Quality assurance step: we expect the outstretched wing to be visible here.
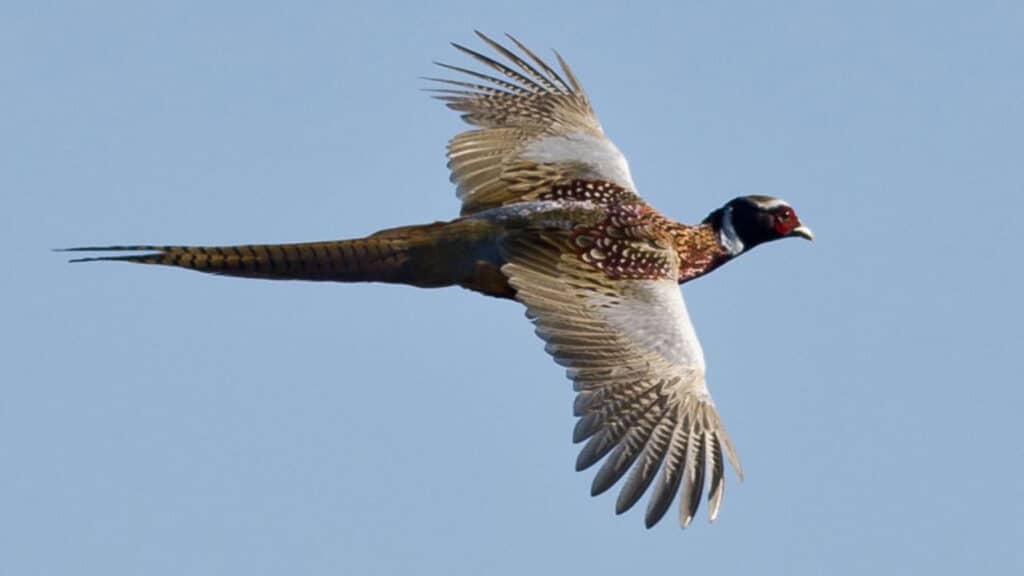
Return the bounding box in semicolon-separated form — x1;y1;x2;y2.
428;32;637;215
501;233;742;528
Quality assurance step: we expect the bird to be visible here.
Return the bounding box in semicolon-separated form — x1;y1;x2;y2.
65;32;813;529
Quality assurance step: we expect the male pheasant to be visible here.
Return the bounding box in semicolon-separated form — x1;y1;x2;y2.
67;33;813;529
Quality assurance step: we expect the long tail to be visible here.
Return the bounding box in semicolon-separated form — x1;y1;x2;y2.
62;219;508;293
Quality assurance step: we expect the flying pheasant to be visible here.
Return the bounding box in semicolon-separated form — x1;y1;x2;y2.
67;33;813;529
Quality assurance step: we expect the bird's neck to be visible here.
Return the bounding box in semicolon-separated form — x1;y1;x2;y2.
670;218;738;284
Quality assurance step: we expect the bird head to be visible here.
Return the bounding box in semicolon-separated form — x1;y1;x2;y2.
705;195;814;255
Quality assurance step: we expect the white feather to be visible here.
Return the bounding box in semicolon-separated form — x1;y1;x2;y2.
719;206;745;256
520;130;637;191
592;280;707;382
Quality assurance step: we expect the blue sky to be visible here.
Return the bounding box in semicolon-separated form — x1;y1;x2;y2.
3;1;1022;574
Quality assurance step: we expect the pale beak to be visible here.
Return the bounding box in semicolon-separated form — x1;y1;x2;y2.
790;225;815;241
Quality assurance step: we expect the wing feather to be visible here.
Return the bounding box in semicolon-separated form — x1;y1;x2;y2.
574;382;663;463
707;432;727;522
504;34;573;92
680;427;707;528
616;414;676;515
473;32;559;92
450;40;547;92
431;33;636;214
501;233;741;528
590;399;674;497
645;414;691;528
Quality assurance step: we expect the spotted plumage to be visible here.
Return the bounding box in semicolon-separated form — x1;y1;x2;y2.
540;179;640;205
66;33;814;530
669;224;732;283
571;203;675;280
538;180;729;283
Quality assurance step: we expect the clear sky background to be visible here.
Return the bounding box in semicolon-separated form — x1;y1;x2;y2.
3;1;1022;574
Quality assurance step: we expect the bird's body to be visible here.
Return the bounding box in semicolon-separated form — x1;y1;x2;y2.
67;33;813;529
67;188;731;296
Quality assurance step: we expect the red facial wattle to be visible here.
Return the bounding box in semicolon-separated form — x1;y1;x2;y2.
774;208;799;235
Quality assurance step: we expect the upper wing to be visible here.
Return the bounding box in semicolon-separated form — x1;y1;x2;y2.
428;32;637;215
501;233;742;528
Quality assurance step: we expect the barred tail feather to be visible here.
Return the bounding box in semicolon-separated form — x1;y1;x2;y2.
61;239;413;283
63;219;513;297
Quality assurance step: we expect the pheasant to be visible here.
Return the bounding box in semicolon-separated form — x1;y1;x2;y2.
66;33;813;529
